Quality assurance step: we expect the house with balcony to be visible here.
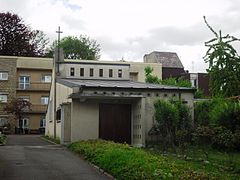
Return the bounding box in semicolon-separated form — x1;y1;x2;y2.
0;56;52;134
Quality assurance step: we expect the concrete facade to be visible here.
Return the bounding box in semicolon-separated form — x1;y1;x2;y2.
45;59;194;146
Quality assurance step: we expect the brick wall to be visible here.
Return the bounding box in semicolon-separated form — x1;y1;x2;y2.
0;57;17;131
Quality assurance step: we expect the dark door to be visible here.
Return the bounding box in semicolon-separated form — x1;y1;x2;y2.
99;104;131;144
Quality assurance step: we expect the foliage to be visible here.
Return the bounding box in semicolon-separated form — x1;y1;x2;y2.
144;66;191;87
4;98;31;130
47;35;101;60
0;134;6;145
162;77;192;88
203;16;240;97
0;12;49;57
68;140;220;179
144;66;160;84
194;89;205;99
209;100;240;132
42;135;60;144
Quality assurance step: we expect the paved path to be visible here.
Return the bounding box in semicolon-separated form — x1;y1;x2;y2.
0;135;111;180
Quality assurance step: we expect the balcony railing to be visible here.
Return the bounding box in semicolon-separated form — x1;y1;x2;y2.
17;82;51;91
31;104;47;113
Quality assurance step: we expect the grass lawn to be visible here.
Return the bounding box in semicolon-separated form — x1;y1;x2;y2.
41;135;60;144
68;140;240;179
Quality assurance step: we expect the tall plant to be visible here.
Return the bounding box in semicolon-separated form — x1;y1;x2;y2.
203;16;240;97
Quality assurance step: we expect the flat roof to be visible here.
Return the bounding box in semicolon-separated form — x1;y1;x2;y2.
57;78;195;91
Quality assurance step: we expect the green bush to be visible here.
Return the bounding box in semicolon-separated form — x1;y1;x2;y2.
0;134;7;145
68;140;214;179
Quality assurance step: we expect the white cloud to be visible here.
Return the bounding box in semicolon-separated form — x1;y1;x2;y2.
1;0;240;72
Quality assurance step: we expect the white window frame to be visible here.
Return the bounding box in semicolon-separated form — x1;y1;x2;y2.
0;94;7;103
41;75;52;83
0;72;8;80
0;117;7;126
19;75;30;89
19;118;29;129
41;96;49;105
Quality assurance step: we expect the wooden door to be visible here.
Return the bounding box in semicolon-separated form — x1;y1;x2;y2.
99;104;131;144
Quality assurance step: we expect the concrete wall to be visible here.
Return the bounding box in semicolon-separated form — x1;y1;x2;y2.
71;99;99;142
60;62;130;80
16;56;53;70
129;62;162;82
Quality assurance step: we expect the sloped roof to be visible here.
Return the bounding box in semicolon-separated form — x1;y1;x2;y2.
144;51;184;68
57;78;193;91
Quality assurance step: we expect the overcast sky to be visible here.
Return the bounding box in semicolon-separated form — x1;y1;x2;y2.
1;0;240;72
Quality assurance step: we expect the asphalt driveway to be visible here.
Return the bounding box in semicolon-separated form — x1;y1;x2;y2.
0;135;111;180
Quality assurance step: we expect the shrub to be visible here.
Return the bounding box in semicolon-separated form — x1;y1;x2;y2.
194;100;213;126
0;134;7;145
154;100;179;150
68;140;213;179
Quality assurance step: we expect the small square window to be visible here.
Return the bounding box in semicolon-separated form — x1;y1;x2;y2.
99;69;103;77
90;68;94;77
118;69;122;78
0;72;8;80
70;68;75;76
0;117;7;126
0;94;7;103
42;75;52;82
80;68;84;77
18;96;30;101
109;69;113;77
41;96;49;105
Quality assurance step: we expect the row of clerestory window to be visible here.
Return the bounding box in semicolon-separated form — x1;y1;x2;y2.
70;68;122;78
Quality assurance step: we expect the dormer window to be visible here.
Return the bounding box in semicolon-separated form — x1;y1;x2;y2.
70;68;75;76
80;68;84;77
118;69;122;78
99;69;103;77
90;68;94;77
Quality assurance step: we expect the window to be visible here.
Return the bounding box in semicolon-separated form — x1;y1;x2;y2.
42;75;52;83
19;75;30;89
40;117;46;128
70;67;75;76
90;68;94;77
80;68;84;77
0;72;8;80
0;94;7;103
109;69;113;77
0;117;7;126
41;96;49;105
118;69;122;78
56;109;61;120
99;69;103;77
19;118;29;129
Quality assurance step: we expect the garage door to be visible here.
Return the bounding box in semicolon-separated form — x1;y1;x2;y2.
99;104;131;144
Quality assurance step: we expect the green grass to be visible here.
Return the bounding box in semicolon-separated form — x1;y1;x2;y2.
68;140;240;179
42;135;60;144
0;134;7;145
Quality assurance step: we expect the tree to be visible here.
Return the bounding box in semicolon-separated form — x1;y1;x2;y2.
47;35;101;60
203;16;240;97
0;12;49;57
144;66;191;87
4;98;31;134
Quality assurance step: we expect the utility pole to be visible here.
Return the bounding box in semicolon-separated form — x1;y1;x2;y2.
54;26;63;139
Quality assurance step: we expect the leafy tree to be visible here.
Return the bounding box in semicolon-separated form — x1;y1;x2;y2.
144;66;160;84
0;12;49;57
144;66;191;87
47;35;101;60
203;16;240;97
4;98;31;133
